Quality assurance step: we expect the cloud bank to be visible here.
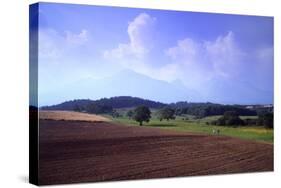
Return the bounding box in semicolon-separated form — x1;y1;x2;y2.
102;13;273;104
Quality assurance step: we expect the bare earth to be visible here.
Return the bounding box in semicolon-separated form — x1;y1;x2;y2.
39;110;111;122
39;119;273;185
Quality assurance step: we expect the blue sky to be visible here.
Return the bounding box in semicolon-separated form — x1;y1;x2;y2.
36;2;273;106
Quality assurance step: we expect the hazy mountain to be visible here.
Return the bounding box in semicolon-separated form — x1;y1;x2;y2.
39;69;200;106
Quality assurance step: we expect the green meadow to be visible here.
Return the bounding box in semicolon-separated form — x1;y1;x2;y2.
108;112;273;143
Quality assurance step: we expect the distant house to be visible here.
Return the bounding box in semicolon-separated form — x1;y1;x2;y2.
246;106;254;109
263;104;273;108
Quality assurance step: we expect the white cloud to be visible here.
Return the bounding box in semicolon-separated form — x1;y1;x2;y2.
204;31;245;77
39;29;62;59
103;16;244;88
165;38;201;64
104;13;156;59
252;46;273;91
65;29;89;45
164;32;273;103
39;29;89;59
256;46;273;62
165;31;244;79
103;19;271;100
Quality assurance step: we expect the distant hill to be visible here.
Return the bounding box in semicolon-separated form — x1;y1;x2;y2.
41;96;271;117
41;96;167;112
95;96;166;109
41;99;94;111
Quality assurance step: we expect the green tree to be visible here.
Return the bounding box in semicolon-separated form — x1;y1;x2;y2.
133;106;151;126
158;107;175;121
111;110;121;118
258;112;273;128
73;104;81;112
126;110;134;119
216;111;244;126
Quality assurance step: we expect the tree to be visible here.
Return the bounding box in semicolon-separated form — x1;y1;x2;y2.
257;112;273;128
158;107;175;121
216;111;244;126
133;106;151;126
86;104;113;114
111;110;121;118
73;104;82;112
126;110;134;119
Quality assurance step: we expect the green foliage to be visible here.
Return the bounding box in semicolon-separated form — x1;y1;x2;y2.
133;106;151;126
86;104;113;114
213;111;244;126
243;118;258;126
173;103;257;118
73;104;83;112
257;112;273;128
111;110;121;118
157;107;176;121
41;96;166;112
126;110;134;119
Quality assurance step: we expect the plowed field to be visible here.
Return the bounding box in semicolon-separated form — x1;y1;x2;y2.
39;120;273;185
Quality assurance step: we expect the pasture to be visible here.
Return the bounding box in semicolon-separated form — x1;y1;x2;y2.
110;112;273;143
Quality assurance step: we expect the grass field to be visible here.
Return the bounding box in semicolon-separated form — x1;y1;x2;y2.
109;115;273;143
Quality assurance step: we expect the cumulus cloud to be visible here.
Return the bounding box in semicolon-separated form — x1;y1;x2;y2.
103;16;272;103
256;46;273;62
65;29;89;45
104;13;156;59
39;28;89;59
165;32;273;103
166;38;202;63
39;29;62;59
204;31;245;77
103;17;244;87
164;31;245;82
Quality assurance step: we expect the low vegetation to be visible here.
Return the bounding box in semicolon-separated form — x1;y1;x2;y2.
109;105;273;143
156;107;176;121
210;111;245;126
40;96;273;143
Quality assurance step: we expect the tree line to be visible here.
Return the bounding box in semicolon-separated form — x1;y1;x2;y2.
209;110;273;128
174;104;257;118
127;106;273;128
41;96;273;128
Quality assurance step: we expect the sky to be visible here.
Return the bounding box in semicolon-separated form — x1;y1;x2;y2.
35;2;274;106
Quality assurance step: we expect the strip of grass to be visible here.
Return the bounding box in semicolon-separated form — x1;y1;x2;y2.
110;116;273;143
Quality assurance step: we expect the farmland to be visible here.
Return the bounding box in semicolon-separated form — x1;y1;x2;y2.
39;118;273;185
38;110;273;185
39;110;111;122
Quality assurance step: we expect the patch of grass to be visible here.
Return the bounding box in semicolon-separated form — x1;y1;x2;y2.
109;116;273;143
240;116;258;120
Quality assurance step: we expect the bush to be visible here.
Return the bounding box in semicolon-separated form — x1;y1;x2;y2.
258;113;273;128
244;118;258;126
157;107;175;121
215;111;244;126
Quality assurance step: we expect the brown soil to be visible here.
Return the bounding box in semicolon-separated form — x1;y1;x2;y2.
39;120;273;185
39;110;111;122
